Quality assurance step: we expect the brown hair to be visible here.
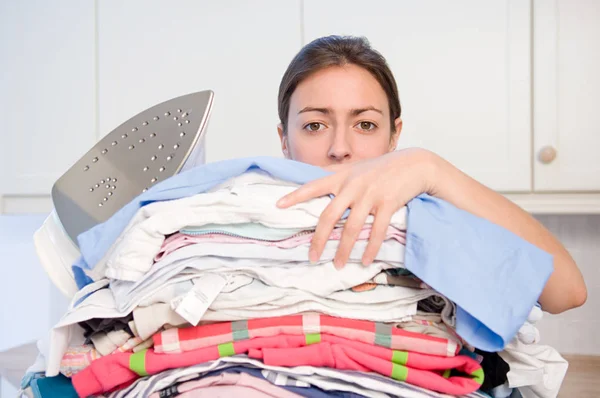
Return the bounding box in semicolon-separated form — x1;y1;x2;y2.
278;35;401;135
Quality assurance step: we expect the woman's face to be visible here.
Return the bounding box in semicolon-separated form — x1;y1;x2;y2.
278;64;402;167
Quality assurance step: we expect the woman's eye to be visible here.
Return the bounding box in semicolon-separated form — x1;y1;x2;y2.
304;122;325;132
357;121;376;131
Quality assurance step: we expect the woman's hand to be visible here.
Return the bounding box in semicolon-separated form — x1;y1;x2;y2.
277;148;438;268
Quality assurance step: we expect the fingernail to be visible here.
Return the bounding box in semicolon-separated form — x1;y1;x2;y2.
334;259;343;269
276;198;287;207
362;256;372;266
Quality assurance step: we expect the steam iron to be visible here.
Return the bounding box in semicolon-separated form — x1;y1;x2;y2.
34;90;214;297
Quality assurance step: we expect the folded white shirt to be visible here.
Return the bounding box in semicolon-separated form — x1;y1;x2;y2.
110;238;405;311
113;259;398;309
101;172;406;282
200;278;434;322
498;338;568;398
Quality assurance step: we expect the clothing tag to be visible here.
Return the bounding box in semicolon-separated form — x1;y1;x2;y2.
159;385;179;398
173;273;228;326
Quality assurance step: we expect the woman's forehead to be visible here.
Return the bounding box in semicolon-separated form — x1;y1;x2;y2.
289;65;389;115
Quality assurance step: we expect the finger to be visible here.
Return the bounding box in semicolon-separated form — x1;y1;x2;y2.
277;175;337;208
309;195;352;263
333;202;372;269
362;206;396;266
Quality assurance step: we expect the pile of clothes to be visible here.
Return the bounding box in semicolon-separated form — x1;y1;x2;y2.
21;157;569;398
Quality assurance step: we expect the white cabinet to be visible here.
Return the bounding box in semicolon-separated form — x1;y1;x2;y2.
533;0;600;191
1;1;599;213
303;0;533;192
97;0;302;164
0;1;96;195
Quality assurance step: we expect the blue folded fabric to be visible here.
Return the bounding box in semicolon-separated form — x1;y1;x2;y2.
404;194;552;351
20;371;45;390
30;374;77;398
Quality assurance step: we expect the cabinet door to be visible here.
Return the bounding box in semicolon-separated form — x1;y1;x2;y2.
97;0;302;163
533;0;600;191
0;1;96;195
303;0;532;192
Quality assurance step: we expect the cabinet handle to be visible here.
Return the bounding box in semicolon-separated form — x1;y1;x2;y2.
538;146;557;164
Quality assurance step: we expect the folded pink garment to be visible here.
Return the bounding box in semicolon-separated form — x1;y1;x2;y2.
177;385;277;398
248;336;483;395
60;336;153;378
72;333;482;397
155;225;406;261
148;371;300;398
154;313;458;357
59;345;100;377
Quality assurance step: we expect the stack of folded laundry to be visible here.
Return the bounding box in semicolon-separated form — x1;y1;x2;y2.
20;157;569;398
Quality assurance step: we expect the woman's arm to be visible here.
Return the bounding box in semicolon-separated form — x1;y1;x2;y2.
426;150;587;314
278;148;587;314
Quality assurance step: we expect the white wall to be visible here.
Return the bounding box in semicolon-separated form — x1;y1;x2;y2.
535;215;600;355
0;0;302;213
0;215;70;397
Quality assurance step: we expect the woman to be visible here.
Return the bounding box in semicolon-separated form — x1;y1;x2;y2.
275;35;586;314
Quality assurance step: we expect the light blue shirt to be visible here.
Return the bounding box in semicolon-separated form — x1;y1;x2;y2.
404;194;552;351
72;156;552;352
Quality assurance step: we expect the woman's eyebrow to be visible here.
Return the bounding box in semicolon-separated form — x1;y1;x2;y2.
297;106;383;115
350;106;383;116
298;106;331;115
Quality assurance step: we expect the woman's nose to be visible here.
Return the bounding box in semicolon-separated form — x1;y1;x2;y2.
327;129;352;162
